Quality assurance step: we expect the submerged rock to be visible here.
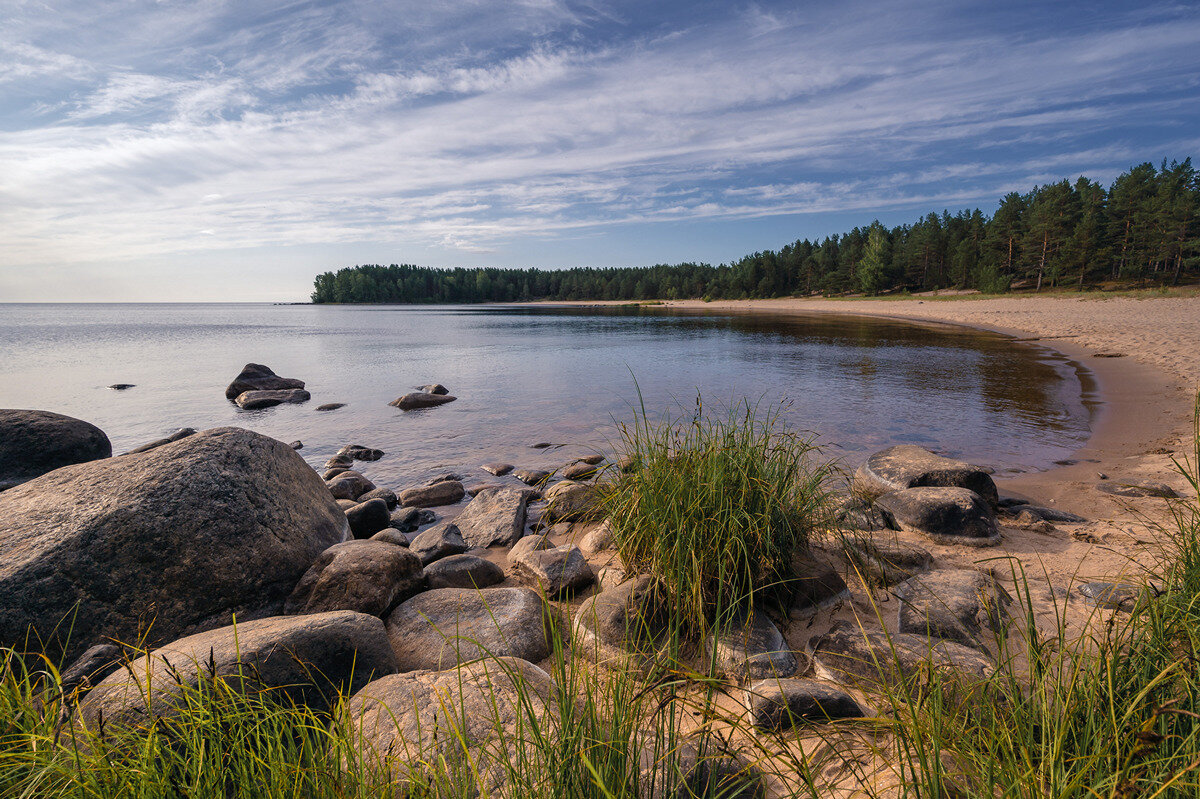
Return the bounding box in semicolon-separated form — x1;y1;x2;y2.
0;427;348;664
224;363;305;400
234;388;311;409
0;409;112;491
855;445;998;506
875;487;1000;546
316;402;346;412
389;392;456;410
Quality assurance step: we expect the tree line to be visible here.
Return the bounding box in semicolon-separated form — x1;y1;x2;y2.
311;159;1199;303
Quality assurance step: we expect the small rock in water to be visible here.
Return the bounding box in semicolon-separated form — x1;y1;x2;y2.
339;444;384;462
481;462;514;476
512;468;551;486
416;383;450;395
423;554;505;590
389;392;456;410
234;388;311;409
744;679;864;729
125;427;196;455
399;481;465;508
290;441;304;450
529;442;552;449
467;483;500;497
316;403;346;412
108;383;135;390
1079;580;1145;609
576;454;606;465
562;461;600;480
427;472;465;485
224;363;305;400
325;454;354;469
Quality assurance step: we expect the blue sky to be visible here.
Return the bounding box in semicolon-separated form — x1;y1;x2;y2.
2;0;1198;301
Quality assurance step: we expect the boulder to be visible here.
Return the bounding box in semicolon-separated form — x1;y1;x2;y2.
481;462;514;476
0;427;348;664
399;480;465;508
543;479;603;523
1097;480;1179;499
410;523;469;565
855;445;998;506
844;535;934;586
579;519;617;554
808;621;993;692
285;540;423;616
389;506;435;533
416;383;450;395
59;643;125;698
349;657;556;797
315;402;345;411
454;486;534;548
508;533;552;562
512;467;551;486
562;461;600;480
125;427;195;455
512;544;594;598
77;611;396;730
0;409;112;491
573;577;667;669
384;588;551;671
345;498;392;539
328;470;376;501
224;363;306;399
709;611;796;682
234;388;311;409
369;528;409;547
358;487;398;509
389;392;456;410
895;569;1011;647
338;444;384;462
787;555;850;620
744;679;865;729
875;487;1000;546
424;554;505;590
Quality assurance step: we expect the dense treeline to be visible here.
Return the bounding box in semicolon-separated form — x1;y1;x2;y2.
312;159;1200;303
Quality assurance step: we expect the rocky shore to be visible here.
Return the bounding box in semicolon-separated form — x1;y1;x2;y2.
1;328;1194;795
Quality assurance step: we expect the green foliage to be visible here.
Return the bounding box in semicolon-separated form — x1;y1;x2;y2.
601;397;836;638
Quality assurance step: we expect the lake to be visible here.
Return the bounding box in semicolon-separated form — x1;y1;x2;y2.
0;303;1093;488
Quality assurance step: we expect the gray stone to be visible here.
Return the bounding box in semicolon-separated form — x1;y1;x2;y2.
837;496;890;532
875;487;1000;546
562;461;600;480
233;388;311;409
0;427;348;664
224;363;305;400
108;383;135;390
416;383;450;395
427;472;465;485
1079;580;1145;609
323;466;350;481
389;392;456;410
390;506;436;533
512;544;594;598
454;486;534;548
481;462;514;476
855;445;998;506
467;482;501;497
290;440;303;450
1019;505;1087;523
285;540;423;616
338;444;384;462
59;643;125;698
530;442;552;449
358;487;398;509
808;621;993;691
369;528;409;547
512;467;551;485
543;479;603;523
410;523;469;565
315;402;345;412
844;535;934;585
709;611;796;682
509;533;552;562
384;587;551;671
424;554;505;590
328;470;376;501
895;569;1011;647
576;454;606;466
399;480;465;508
349;657;556;797
1097;480;1179;499
345;498;393;539
788;555;850;619
77;611;396;730
325;454;354;469
744;679;864;729
573;576;667;669
0;409;112;491
579;519;617;554
125;427;195;455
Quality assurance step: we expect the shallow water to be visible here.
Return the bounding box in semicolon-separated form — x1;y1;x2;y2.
0;303;1092;488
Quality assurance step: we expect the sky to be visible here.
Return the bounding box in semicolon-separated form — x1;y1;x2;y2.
2;0;1199;301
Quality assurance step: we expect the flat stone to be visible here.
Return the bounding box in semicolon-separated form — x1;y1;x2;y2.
1097;480;1179;499
285;540;423;616
315;402;346;411
424;554;505;590
1079;580;1145;609
562;461;600;480
481;462;514;476
454;486;534;548
844;535;933;585
744;679;865;729
855;445;998;506
385;587;551;671
0;409;111;490
709;611;796;682
234;388;311;409
345;498;392;538
328;470;376;501
125;427;195;455
875;487;1000;546
512;467;551;485
895;569;1011;647
511;544;594;598
409;523;469;565
399;480;465;508
224;363;305;400
389;392;456;410
808;621;993;691
338;444;384;462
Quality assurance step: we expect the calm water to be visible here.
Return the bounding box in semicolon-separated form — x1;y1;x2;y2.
0;303;1093;488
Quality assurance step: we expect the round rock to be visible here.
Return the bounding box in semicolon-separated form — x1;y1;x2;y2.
874;487;1000;546
285;540;424;616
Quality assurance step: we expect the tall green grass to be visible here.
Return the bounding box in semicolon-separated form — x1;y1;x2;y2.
601;396;837;637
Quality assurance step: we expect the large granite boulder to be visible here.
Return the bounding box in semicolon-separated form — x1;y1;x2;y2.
285;540;424;617
0;427;348;664
454;486;534;548
0;409;112;491
875;487;1000;546
224;363;305;400
77;611;396;730
385;587;551;671
855;445;998;506
349;658;557;796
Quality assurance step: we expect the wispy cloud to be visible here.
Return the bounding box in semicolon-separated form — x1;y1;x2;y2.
1;0;1198;300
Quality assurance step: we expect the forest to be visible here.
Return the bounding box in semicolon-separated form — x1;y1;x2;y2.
311;159;1199;303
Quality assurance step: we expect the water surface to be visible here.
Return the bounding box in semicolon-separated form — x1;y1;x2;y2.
0;303;1092;487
